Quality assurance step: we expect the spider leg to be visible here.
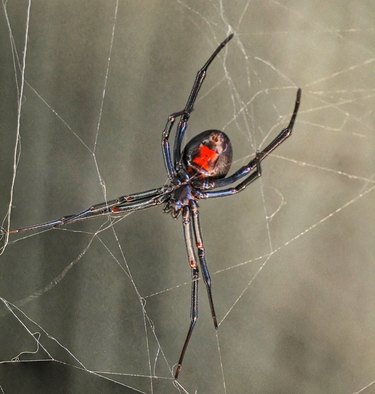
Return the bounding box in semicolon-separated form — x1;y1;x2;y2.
184;33;234;115
5;187;166;235
88;187;165;213
111;190;169;213
174;34;233;167
195;161;262;199
190;200;217;328
162;110;185;181
175;206;199;379
207;88;301;191
161;34;234;181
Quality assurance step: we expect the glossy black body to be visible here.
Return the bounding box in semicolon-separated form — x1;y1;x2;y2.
183;129;232;179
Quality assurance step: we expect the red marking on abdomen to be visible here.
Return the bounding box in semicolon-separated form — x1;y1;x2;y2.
192;145;218;171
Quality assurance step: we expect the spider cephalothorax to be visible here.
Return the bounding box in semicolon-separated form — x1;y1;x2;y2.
2;33;301;379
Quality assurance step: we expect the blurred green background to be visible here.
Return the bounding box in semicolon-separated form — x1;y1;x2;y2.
1;1;374;393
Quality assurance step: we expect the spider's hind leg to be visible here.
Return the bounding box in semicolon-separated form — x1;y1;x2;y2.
234;151;262;193
161;34;234;183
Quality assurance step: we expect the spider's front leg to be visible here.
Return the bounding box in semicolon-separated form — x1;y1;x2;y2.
190;201;217;328
175;201;219;379
175;206;200;379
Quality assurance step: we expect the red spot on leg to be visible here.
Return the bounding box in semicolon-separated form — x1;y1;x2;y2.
189;259;197;268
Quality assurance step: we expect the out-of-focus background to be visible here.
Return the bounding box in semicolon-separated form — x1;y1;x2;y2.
1;1;374;393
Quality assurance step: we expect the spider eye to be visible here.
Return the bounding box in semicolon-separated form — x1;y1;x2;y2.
183;130;233;179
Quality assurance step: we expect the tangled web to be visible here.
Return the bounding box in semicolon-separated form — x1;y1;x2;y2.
1;1;374;393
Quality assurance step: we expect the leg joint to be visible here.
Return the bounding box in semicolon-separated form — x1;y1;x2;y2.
190;315;198;326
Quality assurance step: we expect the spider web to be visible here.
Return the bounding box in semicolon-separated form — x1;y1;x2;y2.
1;1;375;393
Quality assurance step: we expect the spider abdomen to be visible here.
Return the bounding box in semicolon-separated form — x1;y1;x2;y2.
182;130;232;179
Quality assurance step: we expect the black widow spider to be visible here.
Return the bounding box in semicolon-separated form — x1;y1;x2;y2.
1;33;301;379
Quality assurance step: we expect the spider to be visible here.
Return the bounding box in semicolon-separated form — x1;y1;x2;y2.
1;33;301;379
